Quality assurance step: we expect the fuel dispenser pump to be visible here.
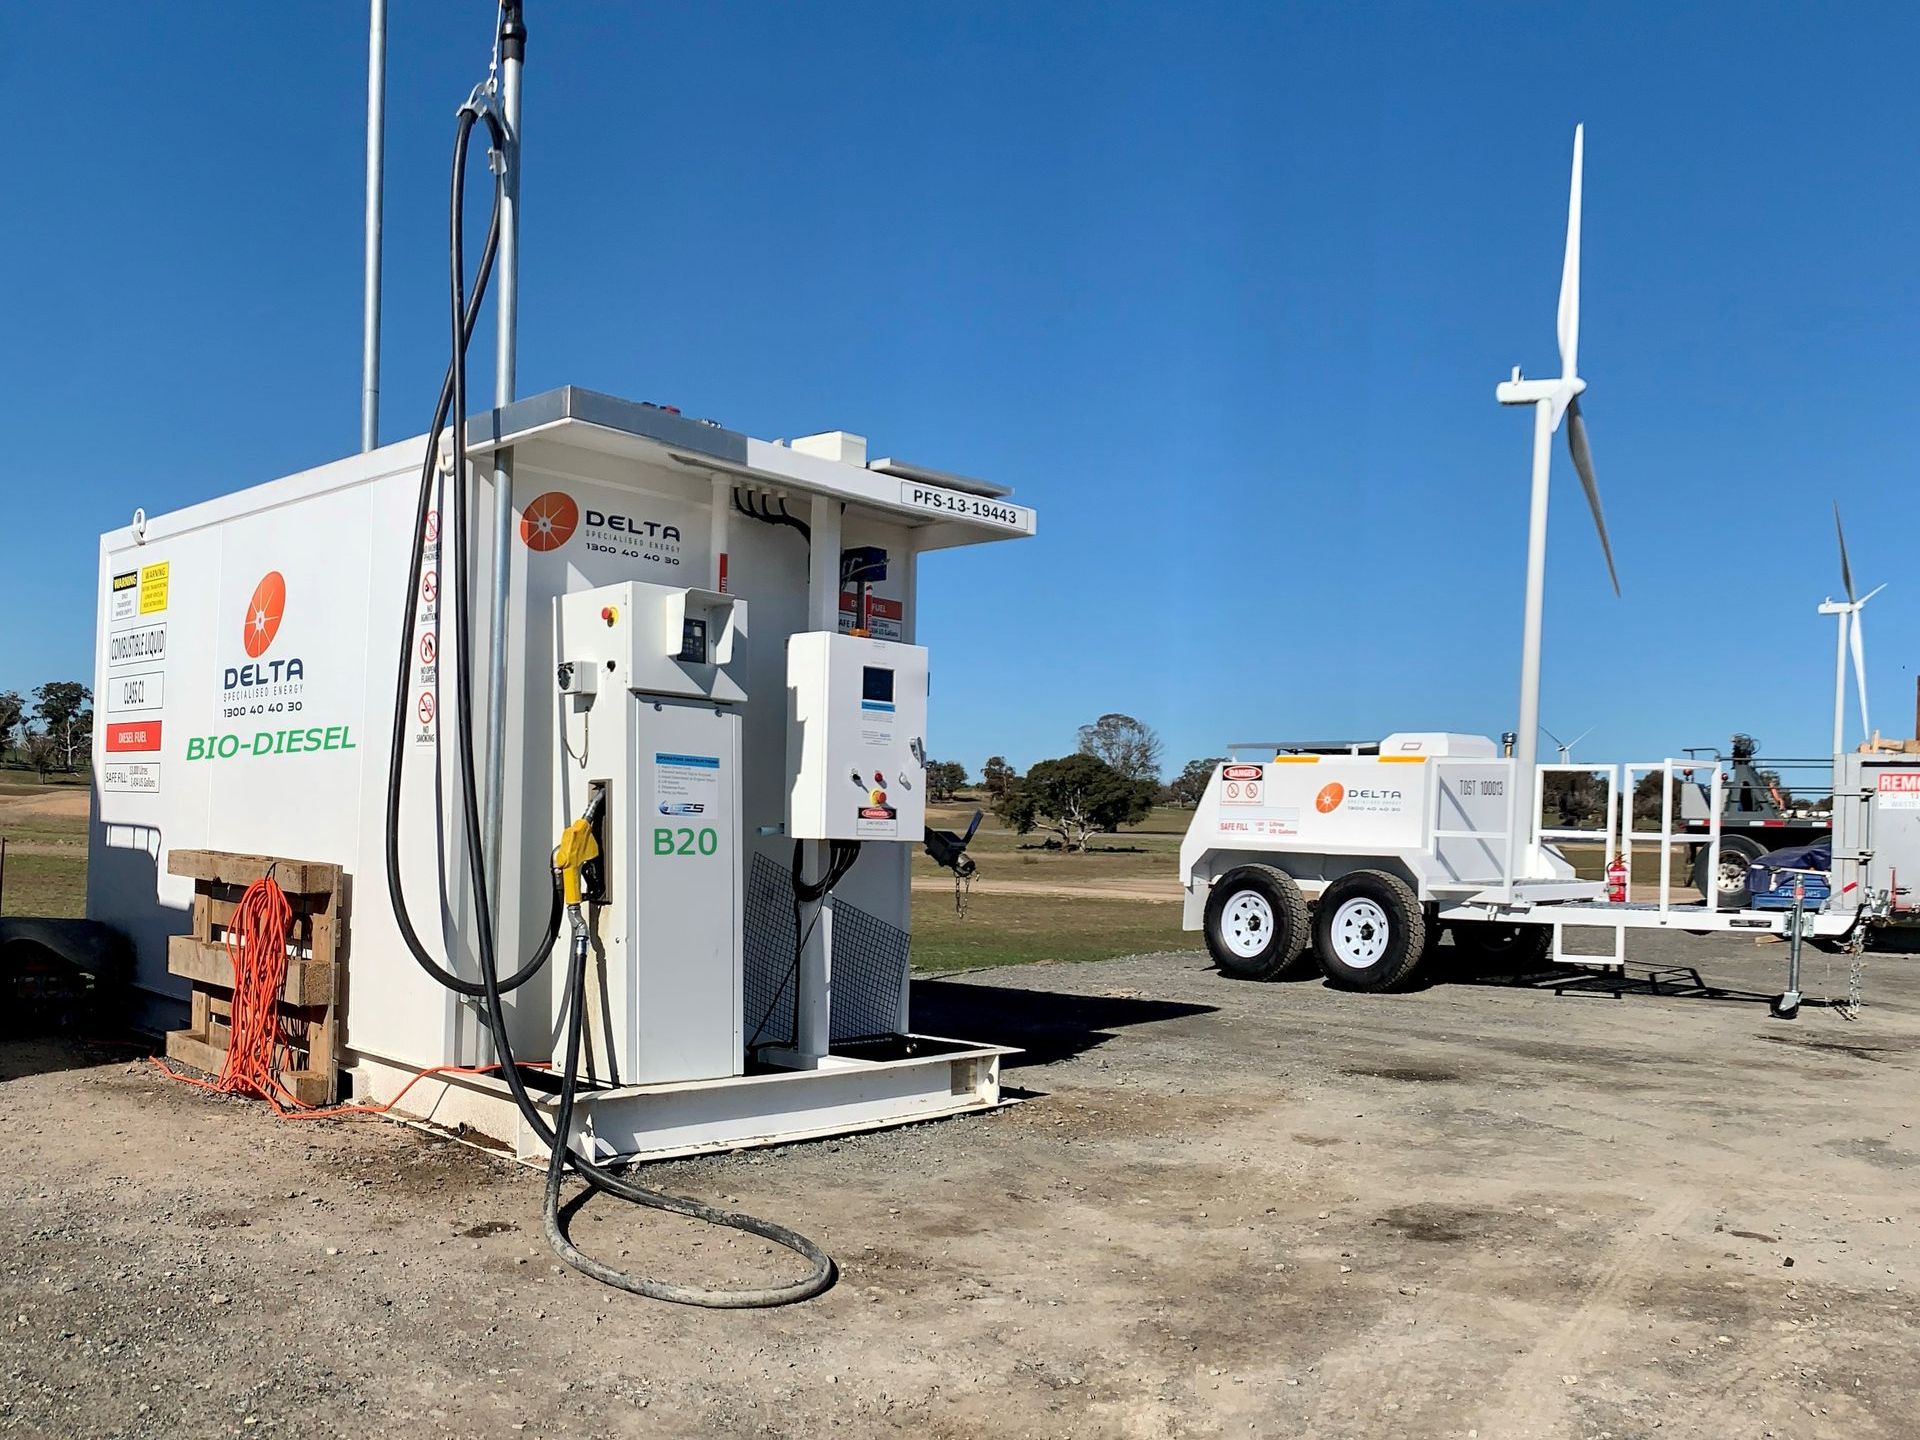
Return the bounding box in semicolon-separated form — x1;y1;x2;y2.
555;581;747;1087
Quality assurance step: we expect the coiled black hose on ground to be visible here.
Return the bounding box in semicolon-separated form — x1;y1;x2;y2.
381;80;833;1308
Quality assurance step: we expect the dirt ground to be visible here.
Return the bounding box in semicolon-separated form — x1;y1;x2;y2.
0;789;89;824
2;933;1916;1440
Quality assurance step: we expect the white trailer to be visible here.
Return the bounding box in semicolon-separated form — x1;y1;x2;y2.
1179;734;1877;992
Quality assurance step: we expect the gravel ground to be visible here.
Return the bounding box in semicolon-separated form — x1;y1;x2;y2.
1;932;1916;1439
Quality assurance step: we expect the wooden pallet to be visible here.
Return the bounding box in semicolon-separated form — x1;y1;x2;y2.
163;850;346;1106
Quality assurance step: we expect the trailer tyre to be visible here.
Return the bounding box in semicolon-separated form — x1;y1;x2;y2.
1204;866;1312;980
1313;870;1427;992
1693;834;1765;905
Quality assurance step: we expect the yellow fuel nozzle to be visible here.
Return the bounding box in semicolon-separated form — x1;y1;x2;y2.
554;816;601;906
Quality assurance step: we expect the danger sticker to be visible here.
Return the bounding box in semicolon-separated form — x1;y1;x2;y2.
1221;777;1263;806
1222;764;1262;782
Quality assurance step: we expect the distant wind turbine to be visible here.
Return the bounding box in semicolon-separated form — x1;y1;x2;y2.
1541;724;1594;764
1816;503;1883;753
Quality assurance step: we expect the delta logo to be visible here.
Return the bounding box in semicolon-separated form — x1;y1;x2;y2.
520;491;579;552
223;569;304;695
242;570;285;657
518;490;684;564
1315;782;1344;814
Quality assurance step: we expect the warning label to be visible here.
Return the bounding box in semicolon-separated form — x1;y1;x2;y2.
107;672;163;713
139;562;170;615
104;720;164;754
412;505;440;747
838;592;904;642
110;562;171;625
1876;772;1920;810
110;571;138;625
1221;765;1265;806
107;624;166;668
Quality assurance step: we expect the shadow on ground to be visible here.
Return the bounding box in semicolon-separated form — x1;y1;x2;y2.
0;1036;147;1085
910;978;1216;1070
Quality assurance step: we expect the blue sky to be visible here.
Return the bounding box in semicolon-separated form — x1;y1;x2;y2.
5;2;1916;776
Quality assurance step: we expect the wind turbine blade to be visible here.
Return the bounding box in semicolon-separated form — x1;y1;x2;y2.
1860;582;1887;605
1557;124;1583;380
1834;501;1856;603
1850;608;1870;740
1564;394;1620;595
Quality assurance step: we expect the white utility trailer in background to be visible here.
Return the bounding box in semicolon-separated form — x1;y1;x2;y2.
1178;735;1879;993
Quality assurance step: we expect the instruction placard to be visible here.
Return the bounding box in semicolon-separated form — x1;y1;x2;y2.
101;760;162;795
655;752;720;817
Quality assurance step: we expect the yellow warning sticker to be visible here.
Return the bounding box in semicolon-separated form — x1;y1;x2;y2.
139;562;170;615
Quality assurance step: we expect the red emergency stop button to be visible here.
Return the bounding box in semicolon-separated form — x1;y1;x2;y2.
601;606;617;625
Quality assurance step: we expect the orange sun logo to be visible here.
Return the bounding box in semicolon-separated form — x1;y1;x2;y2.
519;491;579;552
242;571;286;658
1315;782;1345;814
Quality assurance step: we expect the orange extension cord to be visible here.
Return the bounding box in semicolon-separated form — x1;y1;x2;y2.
153;873;543;1120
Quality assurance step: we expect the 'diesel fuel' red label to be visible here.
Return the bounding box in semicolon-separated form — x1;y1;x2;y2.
104;721;163;753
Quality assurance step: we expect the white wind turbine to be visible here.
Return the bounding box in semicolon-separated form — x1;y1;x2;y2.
1541;724;1594;764
1817;503;1883;754
1496;124;1620;885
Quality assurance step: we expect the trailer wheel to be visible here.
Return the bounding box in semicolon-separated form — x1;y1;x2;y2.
1448;921;1552;969
1313;870;1427;992
1693;834;1765;905
1203;866;1312;980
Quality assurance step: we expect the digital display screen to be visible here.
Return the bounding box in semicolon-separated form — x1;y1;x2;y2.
862;666;894;704
678;618;708;664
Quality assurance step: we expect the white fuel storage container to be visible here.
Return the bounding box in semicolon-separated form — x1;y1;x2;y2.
89;387;1036;1154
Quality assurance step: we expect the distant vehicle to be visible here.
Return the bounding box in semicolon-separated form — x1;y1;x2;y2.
1676;734;1830;905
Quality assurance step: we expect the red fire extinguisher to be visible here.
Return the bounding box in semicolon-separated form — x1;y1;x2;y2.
1606;854;1627;904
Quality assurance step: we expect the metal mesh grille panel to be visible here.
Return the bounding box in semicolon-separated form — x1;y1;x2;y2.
742;852;909;1050
744;853;800;1050
826;901;911;1044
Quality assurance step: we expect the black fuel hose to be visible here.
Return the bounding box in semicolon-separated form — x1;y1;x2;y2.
383;84;832;1308
382;103;556;1000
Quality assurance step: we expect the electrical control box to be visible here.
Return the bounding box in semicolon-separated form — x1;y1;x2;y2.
556;580;747;705
786;632;928;842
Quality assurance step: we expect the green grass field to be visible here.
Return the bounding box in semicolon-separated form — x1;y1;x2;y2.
921;798;1185;883
910;888;1184;972
909;795;1191;969
0;852;87;918
0;778;90;918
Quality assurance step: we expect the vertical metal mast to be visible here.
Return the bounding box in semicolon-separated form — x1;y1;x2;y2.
359;0;388;452
484;2;526;921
